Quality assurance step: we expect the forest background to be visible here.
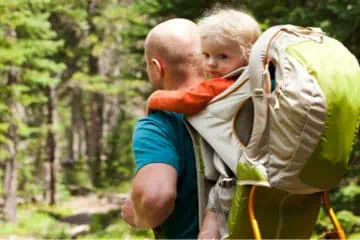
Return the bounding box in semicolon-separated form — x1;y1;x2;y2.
0;0;359;239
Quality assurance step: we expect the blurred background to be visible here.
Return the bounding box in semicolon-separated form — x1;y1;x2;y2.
0;0;359;239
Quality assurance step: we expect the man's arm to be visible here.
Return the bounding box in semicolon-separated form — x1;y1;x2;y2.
147;78;235;115
130;163;177;229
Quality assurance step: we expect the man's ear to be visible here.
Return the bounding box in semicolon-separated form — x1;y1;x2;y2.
151;58;163;78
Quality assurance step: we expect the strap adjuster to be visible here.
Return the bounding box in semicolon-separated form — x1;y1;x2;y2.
219;178;236;188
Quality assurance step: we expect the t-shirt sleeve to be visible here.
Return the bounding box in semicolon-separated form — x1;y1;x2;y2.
132;117;180;173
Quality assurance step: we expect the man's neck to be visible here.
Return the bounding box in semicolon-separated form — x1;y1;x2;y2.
178;78;203;90
164;74;203;91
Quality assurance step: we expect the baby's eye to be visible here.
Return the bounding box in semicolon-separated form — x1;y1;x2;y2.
202;53;210;58
218;54;228;60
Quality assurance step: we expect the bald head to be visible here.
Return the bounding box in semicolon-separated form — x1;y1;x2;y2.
144;19;203;87
145;19;201;63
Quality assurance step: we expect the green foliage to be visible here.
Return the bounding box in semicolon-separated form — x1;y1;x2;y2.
0;0;64;165
80;219;152;240
337;211;360;234
36;204;73;219
331;182;360;214
0;208;70;239
350;232;360;239
62;160;92;187
96;181;132;195
0;203;151;239
133;0;218;21
104;111;136;186
80;209;152;240
18;163;42;199
56;182;72;202
89;209;121;231
234;0;360;60
315;209;360;235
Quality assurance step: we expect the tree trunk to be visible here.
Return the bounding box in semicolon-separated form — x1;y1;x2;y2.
3;143;17;223
44;85;57;205
89;93;104;187
69;87;85;163
82;97;92;167
3;67;19;222
34;139;45;200
87;0;104;187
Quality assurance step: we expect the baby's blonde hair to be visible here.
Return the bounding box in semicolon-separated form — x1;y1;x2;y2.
198;8;261;62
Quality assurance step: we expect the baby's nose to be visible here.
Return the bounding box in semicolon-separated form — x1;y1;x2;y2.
207;58;217;68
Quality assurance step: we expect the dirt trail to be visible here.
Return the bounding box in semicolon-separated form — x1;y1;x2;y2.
60;193;128;225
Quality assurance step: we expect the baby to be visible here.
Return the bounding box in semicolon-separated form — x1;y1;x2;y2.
147;8;261;239
147;8;261;116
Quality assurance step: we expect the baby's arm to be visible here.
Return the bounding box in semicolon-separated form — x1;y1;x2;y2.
148;78;234;115
198;208;220;240
198;186;221;239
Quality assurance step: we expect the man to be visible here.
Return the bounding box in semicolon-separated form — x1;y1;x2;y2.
121;18;204;238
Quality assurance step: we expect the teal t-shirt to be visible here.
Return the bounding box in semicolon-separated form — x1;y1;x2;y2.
132;111;199;239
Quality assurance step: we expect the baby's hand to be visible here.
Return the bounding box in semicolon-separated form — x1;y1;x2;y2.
146;90;163;115
145;95;154;116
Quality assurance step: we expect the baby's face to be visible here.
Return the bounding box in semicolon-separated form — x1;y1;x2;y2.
201;36;246;78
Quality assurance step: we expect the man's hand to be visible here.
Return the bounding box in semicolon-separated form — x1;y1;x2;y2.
121;198;136;227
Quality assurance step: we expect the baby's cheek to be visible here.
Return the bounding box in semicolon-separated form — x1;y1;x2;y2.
218;69;229;76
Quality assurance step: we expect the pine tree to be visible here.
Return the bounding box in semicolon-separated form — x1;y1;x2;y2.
0;0;64;217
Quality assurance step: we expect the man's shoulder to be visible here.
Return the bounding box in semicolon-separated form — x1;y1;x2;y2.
136;111;183;129
132;111;185;173
147;110;183;121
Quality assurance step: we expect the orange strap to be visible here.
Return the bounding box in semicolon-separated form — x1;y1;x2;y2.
249;186;262;240
322;191;346;239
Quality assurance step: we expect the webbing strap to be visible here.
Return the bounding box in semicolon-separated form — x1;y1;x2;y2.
322;192;346;239
249;186;262;240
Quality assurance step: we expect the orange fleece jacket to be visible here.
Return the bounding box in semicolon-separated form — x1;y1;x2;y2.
148;77;235;116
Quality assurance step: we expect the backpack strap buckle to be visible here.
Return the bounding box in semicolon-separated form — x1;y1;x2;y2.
254;88;264;97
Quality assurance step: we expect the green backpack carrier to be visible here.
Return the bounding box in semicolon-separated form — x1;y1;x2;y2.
246;25;360;193
186;25;360;239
